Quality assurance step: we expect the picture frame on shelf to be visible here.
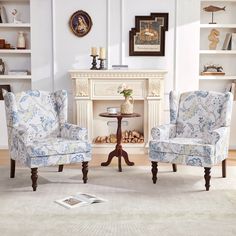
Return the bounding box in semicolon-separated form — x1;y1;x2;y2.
69;10;92;37
0;6;8;23
129;13;168;56
0;84;11;100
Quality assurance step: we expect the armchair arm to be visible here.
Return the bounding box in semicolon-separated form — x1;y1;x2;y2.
12;125;31;144
204;127;230;160
60;123;88;141
204;127;229;145
151;124;176;140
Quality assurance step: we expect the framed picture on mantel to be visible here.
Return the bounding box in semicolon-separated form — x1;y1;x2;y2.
129;13;168;56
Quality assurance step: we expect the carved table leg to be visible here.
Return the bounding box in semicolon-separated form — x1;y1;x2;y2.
101;150;116;166
10;159;15;178
101;116;135;171
58;165;64;172
118;156;122;172
82;162;88;184
151;161;158;184
204;167;211;191
122;150;135;166
31;168;38;191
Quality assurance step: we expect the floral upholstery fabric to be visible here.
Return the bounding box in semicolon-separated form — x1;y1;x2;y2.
169;91;179;124
176;91;232;138
150;138;214;158
149;91;233;167
4;90;92;168
61;123;88;142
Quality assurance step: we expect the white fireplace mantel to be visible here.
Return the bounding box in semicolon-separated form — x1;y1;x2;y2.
69;69;167;154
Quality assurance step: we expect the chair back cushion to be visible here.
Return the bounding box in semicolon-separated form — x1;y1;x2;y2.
175;91;233;138
4;90;67;140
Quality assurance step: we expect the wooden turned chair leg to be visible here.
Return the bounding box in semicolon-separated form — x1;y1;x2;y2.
151;161;158;184
204;167;211;191
10;159;15;178
58;165;64;172
222;159;226;178
82;162;88;184
172;164;177;172
31;168;38;191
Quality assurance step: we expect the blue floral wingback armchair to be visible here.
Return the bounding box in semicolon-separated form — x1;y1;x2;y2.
149;91;233;191
3;90;92;191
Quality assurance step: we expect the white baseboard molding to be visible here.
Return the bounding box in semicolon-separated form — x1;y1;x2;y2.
0;145;8;150
229;145;236;150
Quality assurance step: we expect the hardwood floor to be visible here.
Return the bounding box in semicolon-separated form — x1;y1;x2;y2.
0;150;236;167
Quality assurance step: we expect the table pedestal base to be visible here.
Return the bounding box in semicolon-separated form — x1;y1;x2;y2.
101;145;134;172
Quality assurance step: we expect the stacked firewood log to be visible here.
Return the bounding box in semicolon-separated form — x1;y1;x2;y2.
94;130;144;144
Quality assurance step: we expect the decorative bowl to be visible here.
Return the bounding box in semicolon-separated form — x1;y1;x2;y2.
107;107;120;114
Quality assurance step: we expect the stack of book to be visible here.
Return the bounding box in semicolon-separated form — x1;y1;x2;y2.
225;82;236;100
8;70;29;75
222;33;236;50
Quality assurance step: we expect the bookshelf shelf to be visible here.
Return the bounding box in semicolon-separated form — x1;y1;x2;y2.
200;50;236;54
200;24;236;28
199;75;236;80
0;23;31;28
0;75;31;80
0;49;31;54
201;0;236;2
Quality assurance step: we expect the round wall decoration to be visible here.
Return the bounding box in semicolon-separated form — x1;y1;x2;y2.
69;10;92;37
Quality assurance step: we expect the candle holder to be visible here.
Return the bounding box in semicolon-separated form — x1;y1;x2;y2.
90;55;98;70
98;58;106;70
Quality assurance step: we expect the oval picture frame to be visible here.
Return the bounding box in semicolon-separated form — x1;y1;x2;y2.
69;10;92;37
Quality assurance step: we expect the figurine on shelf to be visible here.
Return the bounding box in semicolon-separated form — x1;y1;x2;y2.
0;58;5;75
201;64;225;76
17;31;26;49
203;5;226;24
11;9;22;24
208;29;220;50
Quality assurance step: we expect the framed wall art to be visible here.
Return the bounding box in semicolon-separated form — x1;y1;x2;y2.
129;13;169;56
69;10;92;37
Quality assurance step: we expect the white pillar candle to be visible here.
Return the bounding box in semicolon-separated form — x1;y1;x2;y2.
91;47;97;56
99;47;106;59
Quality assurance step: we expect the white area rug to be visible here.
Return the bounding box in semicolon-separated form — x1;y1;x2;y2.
0;164;236;236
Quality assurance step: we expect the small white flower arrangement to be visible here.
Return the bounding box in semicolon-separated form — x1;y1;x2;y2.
117;83;133;97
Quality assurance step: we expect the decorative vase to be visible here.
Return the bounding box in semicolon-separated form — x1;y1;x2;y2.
120;96;134;114
17;31;26;49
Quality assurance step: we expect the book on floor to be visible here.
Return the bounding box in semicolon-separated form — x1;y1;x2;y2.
55;193;106;209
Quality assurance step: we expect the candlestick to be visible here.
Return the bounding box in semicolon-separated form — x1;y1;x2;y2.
91;47;97;56
90;55;98;70
99;47;106;60
98;58;106;70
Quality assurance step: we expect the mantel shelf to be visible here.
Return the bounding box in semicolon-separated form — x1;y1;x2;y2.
0;23;31;28
0;49;31;54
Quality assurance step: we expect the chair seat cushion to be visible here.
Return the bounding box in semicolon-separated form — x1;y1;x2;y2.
26;137;91;158
149;138;214;158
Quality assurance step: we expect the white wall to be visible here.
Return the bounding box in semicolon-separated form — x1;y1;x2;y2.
53;0;176;121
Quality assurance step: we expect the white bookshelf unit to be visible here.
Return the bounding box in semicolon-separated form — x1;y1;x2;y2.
0;0;31;93
200;0;236;149
200;0;236;86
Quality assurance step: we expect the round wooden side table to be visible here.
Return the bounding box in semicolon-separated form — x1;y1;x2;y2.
99;112;141;172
